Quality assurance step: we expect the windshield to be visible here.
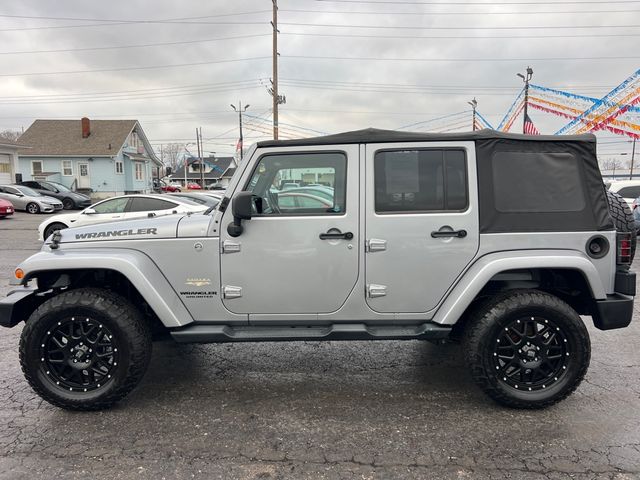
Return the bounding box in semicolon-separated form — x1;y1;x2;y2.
47;181;72;192
15;186;41;196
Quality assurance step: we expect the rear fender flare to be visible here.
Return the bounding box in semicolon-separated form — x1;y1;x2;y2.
433;250;607;325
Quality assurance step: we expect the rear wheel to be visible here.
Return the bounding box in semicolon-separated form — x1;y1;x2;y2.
62;197;75;210
463;290;590;409
26;202;40;214
43;222;67;240
19;288;152;410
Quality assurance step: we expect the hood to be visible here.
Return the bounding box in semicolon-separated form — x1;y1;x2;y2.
47;214;184;245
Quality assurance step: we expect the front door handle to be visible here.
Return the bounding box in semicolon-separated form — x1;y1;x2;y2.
431;229;467;239
319;230;354;240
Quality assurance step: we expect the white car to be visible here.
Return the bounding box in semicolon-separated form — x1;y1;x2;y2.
38;194;206;240
0;185;63;214
607;180;640;208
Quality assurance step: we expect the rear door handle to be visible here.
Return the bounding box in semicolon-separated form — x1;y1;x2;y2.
319;230;354;240
431;229;467;238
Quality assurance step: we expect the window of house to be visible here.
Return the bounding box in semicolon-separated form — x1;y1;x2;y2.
115;160;124;174
374;149;468;213
245;152;346;215
62;160;73;176
134;162;144;181
31;161;43;175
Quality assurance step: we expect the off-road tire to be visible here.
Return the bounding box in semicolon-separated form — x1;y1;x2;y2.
43;222;67;240
62;197;75;210
606;190;636;263
463;290;590;409
19;288;152;411
26;202;40;214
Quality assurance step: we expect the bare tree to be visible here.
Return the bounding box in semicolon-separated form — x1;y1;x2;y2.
0;129;21;142
161;143;184;171
600;157;625;172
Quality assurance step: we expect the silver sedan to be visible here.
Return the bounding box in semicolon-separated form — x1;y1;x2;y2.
0;185;63;214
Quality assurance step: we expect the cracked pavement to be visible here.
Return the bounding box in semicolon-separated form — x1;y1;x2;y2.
0;213;639;479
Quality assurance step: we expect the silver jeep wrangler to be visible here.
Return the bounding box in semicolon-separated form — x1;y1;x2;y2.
1;129;635;410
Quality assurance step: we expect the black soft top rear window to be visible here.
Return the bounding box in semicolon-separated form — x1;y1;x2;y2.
477;138;613;233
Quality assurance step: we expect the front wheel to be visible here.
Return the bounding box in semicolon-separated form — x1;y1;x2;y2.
62;197;75;210
463;290;590;409
19;288;152;410
26;202;40;214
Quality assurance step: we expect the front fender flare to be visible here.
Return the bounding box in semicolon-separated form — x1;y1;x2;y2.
432;250;607;326
16;249;193;328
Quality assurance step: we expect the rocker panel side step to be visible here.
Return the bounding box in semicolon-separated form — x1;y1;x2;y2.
170;323;452;343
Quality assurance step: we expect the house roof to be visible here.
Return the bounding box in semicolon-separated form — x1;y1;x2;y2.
256;127;596;147
17;119;140;156
223;167;236;178
172;156;234;180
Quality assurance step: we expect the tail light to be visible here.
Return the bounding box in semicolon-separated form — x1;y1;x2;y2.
617;232;632;265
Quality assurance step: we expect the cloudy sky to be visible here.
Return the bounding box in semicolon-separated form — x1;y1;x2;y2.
0;0;638;162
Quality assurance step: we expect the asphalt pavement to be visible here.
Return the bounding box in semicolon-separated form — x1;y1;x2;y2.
0;212;639;479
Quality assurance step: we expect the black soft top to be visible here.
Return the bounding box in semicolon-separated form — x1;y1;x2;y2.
258;127;611;233
256;128;596;147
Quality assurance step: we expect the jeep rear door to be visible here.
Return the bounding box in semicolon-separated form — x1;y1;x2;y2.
364;142;479;313
219;145;360;316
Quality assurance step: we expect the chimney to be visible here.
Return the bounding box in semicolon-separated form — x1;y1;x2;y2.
81;117;90;138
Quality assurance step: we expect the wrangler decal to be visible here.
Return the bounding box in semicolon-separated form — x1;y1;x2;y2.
75;228;158;240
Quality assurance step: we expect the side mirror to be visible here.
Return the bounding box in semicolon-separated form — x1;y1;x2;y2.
227;191;253;237
83;208;97;215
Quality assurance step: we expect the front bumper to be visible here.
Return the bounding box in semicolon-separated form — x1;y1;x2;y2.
0;287;38;328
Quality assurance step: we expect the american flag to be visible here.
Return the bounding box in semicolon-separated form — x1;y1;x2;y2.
236;138;243;152
523;113;540;135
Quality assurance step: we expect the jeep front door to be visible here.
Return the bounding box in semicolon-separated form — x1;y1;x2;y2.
220;147;359;316
365;143;479;313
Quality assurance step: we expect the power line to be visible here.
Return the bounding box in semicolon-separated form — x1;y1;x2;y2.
281;31;640;39
0;56;271;77
0;33;271;55
314;0;640;5
283;7;640;15
283;54;640;62
281;21;640;29
0;10;270;22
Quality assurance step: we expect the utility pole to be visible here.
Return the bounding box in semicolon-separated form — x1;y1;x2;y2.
468;98;478;131
517;66;533;134
630;137;637;180
269;0;286;140
272;0;279;140
199;127;204;188
231;102;250;161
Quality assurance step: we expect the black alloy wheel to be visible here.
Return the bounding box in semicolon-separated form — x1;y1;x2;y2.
463;290;590;409
20;288;152;410
40;316;120;393
62;197;75;210
493;316;569;392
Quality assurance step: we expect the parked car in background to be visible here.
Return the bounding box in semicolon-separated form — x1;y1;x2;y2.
0;198;14;218
38;194;207;240
186;182;202;190
19;180;92;210
0;185;63;214
153;179;181;193
607;180;640;208
632;196;640;234
167;192;221;208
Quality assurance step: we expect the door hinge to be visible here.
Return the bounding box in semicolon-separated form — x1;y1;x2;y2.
366;284;387;298
365;238;387;253
221;240;241;254
223;285;242;299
